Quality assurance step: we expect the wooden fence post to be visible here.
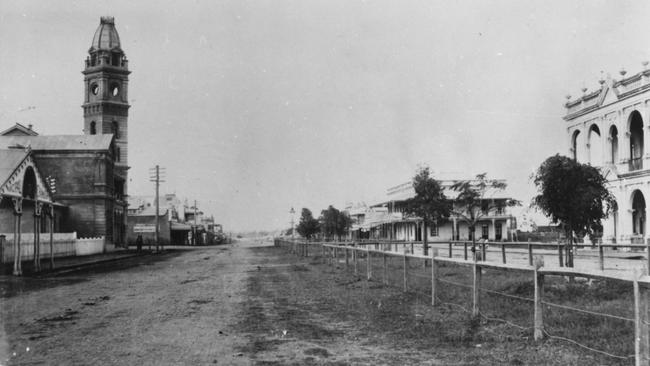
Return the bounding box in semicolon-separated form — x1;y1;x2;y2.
501;243;506;264
0;235;4;269
464;242;468;260
403;249;408;292
367;246;371;281
528;239;533;266
345;247;349;268
472;250;481;318
449;242;453;258
633;270;650;365
354;247;358;276
431;248;438;306
383;252;387;285
598;242;604;271
558;240;564;268
646;241;650;276
481;241;486;262
534;256;545;341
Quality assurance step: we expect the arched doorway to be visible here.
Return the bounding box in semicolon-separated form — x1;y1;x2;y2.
632;190;646;236
629;111;644;171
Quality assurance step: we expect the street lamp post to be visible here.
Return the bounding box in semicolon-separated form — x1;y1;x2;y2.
290;207;295;241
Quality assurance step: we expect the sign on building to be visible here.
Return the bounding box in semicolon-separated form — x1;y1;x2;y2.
133;224;156;233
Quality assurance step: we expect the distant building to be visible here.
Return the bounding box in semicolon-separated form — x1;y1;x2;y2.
348;179;517;242
564;66;650;243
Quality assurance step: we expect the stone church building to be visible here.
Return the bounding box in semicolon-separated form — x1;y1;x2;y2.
0;17;130;246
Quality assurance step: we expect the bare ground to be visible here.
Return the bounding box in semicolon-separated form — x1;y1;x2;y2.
0;240;630;365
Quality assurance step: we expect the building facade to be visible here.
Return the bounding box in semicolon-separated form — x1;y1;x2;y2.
348;180;517;242
564;67;650;244
0;17;130;246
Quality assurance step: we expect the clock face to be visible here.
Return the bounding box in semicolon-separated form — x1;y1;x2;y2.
91;83;99;95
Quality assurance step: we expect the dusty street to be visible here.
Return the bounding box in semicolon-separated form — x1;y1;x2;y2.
0;239;618;365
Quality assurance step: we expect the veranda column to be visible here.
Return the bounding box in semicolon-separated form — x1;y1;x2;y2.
12;197;23;276
48;204;54;270
33;201;43;272
491;219;496;241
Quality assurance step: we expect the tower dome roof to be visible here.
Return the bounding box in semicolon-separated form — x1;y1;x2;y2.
90;16;121;51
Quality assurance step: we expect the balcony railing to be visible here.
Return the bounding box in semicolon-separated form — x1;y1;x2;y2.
630;157;643;171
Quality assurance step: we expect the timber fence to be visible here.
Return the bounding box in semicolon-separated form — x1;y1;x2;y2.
275;238;650;365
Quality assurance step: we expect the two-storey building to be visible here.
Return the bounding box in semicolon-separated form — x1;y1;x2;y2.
564;66;650;243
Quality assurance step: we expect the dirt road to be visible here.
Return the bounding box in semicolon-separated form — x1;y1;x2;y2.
0;239;618;365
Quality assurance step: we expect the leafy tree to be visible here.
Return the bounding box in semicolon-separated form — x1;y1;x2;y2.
532;154;614;267
296;208;320;239
403;167;452;255
451;173;520;254
319;205;352;241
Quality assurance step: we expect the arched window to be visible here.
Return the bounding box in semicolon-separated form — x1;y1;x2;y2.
632;190;646;236
111;121;119;139
588;124;602;166
572;130;581;161
90;121;96;135
629;111;644;171
22;167;37;199
609;125;618;164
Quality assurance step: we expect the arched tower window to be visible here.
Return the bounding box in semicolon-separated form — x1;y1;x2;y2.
90;121;97;135
629;111;644;171
112;121;119;139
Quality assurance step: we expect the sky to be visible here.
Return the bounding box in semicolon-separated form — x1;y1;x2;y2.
1;0;649;232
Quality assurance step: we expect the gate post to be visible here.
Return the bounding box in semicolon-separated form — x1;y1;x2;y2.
534;256;545;341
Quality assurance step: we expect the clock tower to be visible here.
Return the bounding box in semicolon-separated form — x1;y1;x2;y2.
82;16;130;193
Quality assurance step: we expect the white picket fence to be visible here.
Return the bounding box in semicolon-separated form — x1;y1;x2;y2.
0;232;107;264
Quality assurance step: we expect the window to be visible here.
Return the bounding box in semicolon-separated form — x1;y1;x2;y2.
91;83;99;96
468;227;473;241
116;147;121;162
112;121;119;139
90;121;96;135
481;225;489;240
430;222;439;237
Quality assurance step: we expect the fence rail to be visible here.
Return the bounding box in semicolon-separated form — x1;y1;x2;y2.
275;238;650;365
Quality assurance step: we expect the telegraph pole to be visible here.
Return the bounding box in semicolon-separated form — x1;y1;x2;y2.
149;165;166;252
290;207;295;241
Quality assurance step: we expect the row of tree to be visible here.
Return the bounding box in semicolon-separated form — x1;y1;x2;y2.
294;205;352;241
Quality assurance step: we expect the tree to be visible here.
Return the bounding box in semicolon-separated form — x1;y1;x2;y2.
319;205;352;241
296;208;320;240
532;154;614;267
403;167;452;255
451;173;520;255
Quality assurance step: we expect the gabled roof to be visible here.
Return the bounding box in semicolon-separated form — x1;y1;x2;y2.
0;123;38;136
0;134;113;151
0;149;30;191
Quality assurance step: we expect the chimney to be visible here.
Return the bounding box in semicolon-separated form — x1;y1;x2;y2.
28;124;33;130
